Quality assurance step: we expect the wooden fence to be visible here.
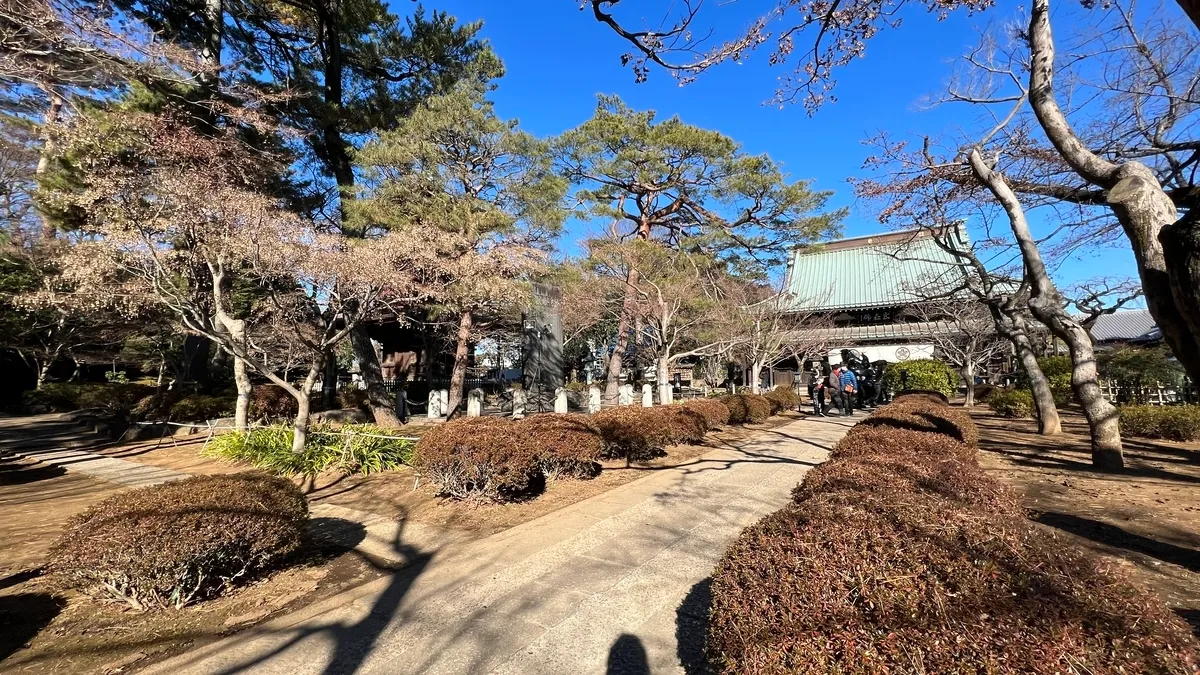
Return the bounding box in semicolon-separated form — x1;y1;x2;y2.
1098;380;1198;406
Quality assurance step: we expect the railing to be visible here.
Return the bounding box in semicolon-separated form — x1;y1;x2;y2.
1098;379;1198;406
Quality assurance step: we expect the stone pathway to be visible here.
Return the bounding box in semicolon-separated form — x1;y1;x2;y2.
143;414;853;675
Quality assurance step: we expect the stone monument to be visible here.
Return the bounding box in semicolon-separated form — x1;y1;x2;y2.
511;387;526;419
642;384;653;407
587;385;602;413
427;390;442;419
467;388;484;417
554;387;568;413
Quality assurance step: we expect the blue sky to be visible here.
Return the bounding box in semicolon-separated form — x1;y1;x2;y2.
427;0;1146;293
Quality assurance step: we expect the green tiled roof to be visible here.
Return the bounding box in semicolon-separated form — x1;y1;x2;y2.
783;229;969;312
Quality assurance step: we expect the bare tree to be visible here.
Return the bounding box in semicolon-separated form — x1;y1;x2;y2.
906;297;1008;407
726;281;832;394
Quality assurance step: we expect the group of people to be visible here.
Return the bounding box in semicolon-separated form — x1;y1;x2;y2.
807;362;861;417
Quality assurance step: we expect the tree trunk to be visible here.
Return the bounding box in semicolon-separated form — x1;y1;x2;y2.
34;92;63;240
962;364;976;407
348;325;400;427
656;353;671;404
748;360;763;394
197;0;222;94
35;360;50;389
604;267;640;400
969;147;1120;468
446;310;473;419
290;360;321;454
225;320;251;432
1004;315;1062;435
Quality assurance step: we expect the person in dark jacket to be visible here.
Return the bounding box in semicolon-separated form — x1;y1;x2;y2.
807;365;826;416
839;365;859;416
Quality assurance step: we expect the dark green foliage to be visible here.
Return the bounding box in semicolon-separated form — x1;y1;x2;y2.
204;424;415;478
1119;405;1200;442
707;398;1199;674
50;473;307;610
989;389;1035;418
882;359;956;397
22;383;156;416
1032;355;1074;406
1099;344;1185;387
168;394;235;422
720;394;772;424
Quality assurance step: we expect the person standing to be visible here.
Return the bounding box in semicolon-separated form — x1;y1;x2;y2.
839;365;859;416
826;365;844;416
808;365;826;416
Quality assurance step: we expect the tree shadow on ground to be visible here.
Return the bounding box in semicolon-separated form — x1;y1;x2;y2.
0;593;66;661
0;457;66;485
676;578;711;675
606;633;650;675
1033;511;1200;573
1174;608;1200;639
200;509;431;675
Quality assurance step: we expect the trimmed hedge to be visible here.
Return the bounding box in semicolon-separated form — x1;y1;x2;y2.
762;387;800;415
1119;404;1200;442
989;389;1035;418
251;384;297;420
50;473;307;610
709;493;1197;674
721;394;772;424
592;407;675;460
414;418;541;502
519;414;605;479
681;398;731;429
859;394;979;446
707;396;1200;674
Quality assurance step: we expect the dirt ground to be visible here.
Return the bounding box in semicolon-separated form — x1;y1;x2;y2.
971;408;1200;635
0;411;803;674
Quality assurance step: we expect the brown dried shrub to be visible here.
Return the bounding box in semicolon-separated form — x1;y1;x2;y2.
721;394;772;424
708;492;1199;674
658;406;710;444
414;417;542;501
861;396;979;446
250;384;297;420
592;407;673;460
833;425;975;463
763;387;801;414
517;413;604;479
50;473;308;610
795;446;1021;517
682;398;731;429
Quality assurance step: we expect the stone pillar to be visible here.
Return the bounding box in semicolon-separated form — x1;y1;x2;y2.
587;385;602;414
467;388;484;417
554;387;568;413
439;389;449;415
642;384;653;407
427;390;442;419
618;384;633;406
511;387;526;420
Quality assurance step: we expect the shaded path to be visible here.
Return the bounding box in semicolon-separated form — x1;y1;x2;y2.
144;414;852;675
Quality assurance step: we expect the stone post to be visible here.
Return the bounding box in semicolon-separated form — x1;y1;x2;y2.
642;384;653;407
427;390;442;419
439;389;449;415
467;388;484;417
618;383;633;406
587;385;602;413
554;387;568;413
511;387;526;420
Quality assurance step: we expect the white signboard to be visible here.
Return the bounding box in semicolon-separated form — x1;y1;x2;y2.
827;344;935;364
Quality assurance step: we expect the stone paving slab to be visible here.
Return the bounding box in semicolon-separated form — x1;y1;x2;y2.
143;414;854;675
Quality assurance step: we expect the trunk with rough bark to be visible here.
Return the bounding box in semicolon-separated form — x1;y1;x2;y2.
969;147;1121;468
962;363;976;407
348;325;400;426
290;360;322;454
35;359;51;389
1002;313;1062;435
35;93;63;240
604;267;640;400
748;360;764;394
446;310;473;419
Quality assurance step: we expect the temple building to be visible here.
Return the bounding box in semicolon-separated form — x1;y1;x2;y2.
781;226;969;365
